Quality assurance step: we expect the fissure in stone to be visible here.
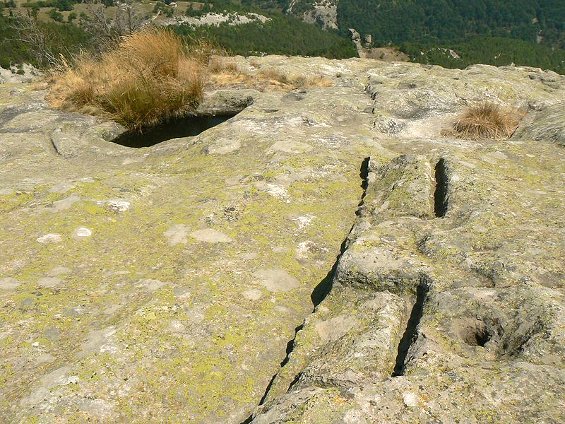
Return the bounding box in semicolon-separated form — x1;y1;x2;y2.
240;159;372;423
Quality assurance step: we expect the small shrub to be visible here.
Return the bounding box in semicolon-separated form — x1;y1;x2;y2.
446;103;523;140
49;9;64;23
47;28;206;130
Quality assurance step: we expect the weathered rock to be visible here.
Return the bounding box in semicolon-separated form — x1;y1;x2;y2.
513;101;565;146
247;62;564;423
0;57;563;423
0;64;41;84
289;0;338;30
196;89;257;116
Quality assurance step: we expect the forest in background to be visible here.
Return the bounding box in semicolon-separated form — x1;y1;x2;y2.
337;0;564;48
335;0;564;72
0;13;90;68
401;37;564;73
0;0;355;68
0;0;563;73
175;12;356;58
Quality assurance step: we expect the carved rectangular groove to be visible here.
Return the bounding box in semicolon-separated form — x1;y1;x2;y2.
391;276;430;377
434;158;449;218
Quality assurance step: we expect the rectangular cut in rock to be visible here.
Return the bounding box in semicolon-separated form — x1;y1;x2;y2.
296;291;408;387
262;288;408;403
360;154;435;221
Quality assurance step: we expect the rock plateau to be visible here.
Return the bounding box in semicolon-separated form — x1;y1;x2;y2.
0;56;563;423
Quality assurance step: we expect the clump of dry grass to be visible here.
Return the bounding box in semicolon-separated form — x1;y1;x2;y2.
208;56;240;74
257;68;333;89
445;103;523;140
47;28;205;130
48;32;335;128
207;62;333;91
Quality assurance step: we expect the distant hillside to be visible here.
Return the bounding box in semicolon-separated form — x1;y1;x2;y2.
1;0;564;73
336;0;564;49
174;12;356;58
0;0;355;68
401;36;565;74
286;0;564;73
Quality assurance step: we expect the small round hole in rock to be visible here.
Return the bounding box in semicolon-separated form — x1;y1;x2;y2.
460;323;492;347
470;327;492;346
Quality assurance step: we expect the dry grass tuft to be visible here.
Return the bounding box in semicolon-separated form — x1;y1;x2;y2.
445;103;523;140
301;75;334;88
47;32;335;129
258;68;291;85
208;62;333;91
47;28;206;130
208;56;240;74
257;68;333;88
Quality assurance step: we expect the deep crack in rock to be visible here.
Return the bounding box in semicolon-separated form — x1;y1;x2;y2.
241;159;372;423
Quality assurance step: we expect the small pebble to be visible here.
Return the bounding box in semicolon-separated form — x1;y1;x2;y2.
74;227;92;238
403;392;419;407
106;200;130;212
37;233;62;244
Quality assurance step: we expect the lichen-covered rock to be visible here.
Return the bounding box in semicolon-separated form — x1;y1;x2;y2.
513;101;565;146
0;57;564;423
247;62;564;424
0;64;41;84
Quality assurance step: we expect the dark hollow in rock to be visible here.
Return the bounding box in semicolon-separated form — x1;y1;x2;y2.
434;158;449;218
466;326;492;347
111;114;237;148
355;157;371;212
460;321;493;347
392;277;430;376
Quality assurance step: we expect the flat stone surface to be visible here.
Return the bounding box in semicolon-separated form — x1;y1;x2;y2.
0;277;20;290
0;57;563;423
190;228;233;243
254;269;300;293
